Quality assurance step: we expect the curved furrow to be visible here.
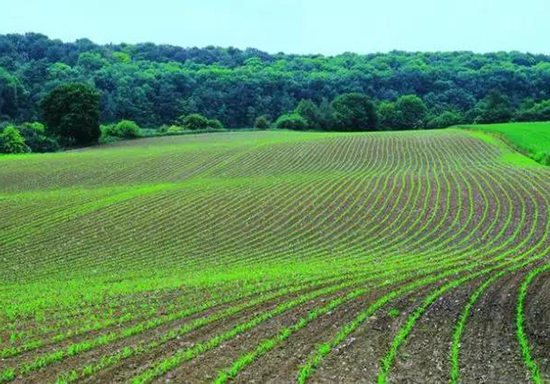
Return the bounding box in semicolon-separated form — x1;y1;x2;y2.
256;131;461;269
376;165;549;383
199;134;393;258
41;134;380;274
296;144;535;378
149;160;536;384
172;135;397;270
0;271;338;362
517;263;550;384
211;135;412;269
258;130;428;262
50;274;386;383
1;273;364;382
2;129;549;384
450;170;550;383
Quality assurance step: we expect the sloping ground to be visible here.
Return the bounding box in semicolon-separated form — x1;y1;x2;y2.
0;129;549;383
460;121;550;166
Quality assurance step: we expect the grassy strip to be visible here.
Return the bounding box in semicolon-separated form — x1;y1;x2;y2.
459;123;550;166
516;263;550;384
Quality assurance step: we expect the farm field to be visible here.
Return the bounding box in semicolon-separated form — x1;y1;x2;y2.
0;127;549;383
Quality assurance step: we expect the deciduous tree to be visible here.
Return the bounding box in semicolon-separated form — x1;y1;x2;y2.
332;93;377;131
41;83;100;146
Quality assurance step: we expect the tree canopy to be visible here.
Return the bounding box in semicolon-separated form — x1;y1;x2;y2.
40;83;100;146
275;113;308;130
0;125;30;154
1;33;550;130
332;93;377;131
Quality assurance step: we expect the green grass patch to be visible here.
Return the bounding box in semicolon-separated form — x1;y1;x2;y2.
459;122;550;166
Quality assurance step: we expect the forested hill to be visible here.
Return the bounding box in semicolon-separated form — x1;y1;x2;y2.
1;32;550;128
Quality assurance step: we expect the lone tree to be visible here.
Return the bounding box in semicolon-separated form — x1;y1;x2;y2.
41;83;100;146
332;93;377;131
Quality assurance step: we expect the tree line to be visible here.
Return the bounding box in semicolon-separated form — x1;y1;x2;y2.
1;33;550;146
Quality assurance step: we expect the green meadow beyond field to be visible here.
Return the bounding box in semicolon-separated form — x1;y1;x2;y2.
461;122;550;166
1;126;550;383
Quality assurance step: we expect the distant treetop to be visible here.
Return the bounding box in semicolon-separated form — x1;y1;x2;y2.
1;33;550;129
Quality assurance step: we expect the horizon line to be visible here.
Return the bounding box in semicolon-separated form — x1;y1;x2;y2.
3;31;550;58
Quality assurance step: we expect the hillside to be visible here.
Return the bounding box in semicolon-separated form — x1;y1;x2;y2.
460;122;550;165
0;128;549;383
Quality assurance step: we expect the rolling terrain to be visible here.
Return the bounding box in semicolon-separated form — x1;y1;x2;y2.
461;122;550;166
0;127;549;383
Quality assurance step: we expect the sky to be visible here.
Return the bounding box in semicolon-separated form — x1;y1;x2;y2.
1;0;549;55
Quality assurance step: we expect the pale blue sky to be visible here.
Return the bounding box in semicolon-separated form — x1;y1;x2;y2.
1;0;549;55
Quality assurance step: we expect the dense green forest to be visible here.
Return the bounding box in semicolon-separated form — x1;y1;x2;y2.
1;32;550;130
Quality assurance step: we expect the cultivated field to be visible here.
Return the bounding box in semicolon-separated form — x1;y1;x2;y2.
0;128;549;383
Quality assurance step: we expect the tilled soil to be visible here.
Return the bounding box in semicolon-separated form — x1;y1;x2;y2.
14;282;334;383
523;265;550;382
458;269;535;383
2;131;550;384
305;288;432;384
62;280;374;383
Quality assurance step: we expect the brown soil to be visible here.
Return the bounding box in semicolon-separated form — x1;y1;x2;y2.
523;265;550;382
458;269;535;383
